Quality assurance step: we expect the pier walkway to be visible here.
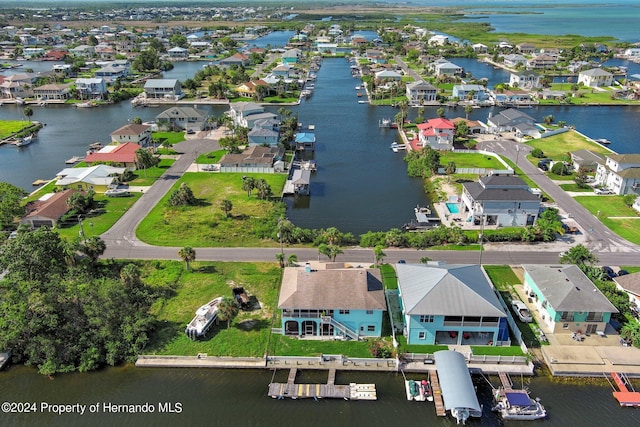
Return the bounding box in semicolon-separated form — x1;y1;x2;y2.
267;368;376;400
428;369;446;417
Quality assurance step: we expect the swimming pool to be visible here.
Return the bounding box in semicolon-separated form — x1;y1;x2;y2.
446;203;460;214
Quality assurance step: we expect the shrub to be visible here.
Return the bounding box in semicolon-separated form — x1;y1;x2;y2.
531;148;545;158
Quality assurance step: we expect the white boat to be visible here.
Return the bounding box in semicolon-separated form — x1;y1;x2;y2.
390;142;406;152
355;85;362;90
492;389;547;421
75;101;95;108
596;138;611;145
379;118;391;128
185;297;223;340
15;134;35;147
104;188;130;197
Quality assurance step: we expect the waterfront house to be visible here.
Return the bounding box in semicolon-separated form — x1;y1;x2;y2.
21;189;77;229
416;118;455;151
527;54;557;70
110;123;152;146
33;83;72;101
613;272;640;310
405;80;437;105
278;262;386;339
235;79;268;97
396;263;509;346
595;153;640;195
282;48;302;64
247;126;280;146
55;165;126;193
509;70;542;89
428;34;449;46
472;43;488;54
450;117;485;134
569;149;606;172
578;68;614;87
219;52;250;67
492;89;532;106
522;264;618;335
487;108;536;133
75;77;108;99
219;145;285;173
94;64;128;82
432;59;463;77
84;142;142;170
167;46;188;60
516;43;537;54
143;79;184;100
375;69;402;82
70;44;95;58
294;132;316;151
156;106;209;131
502;54;527;68
228;102;277;129
452;84;488;102
460;175;541;227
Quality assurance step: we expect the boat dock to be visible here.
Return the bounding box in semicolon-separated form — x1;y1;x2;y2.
428;369;446;416
499;371;513;390
610;372;640;406
268;368;376;400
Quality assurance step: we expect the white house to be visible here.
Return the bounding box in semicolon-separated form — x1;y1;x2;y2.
595;153;640;195
416;118;455;151
405;80;437;105
578;68;614;87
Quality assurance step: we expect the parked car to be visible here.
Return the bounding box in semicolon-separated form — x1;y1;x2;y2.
201;164;217;171
511;300;533;323
186;129;195;134
537;160;550;171
602;266;617;279
594;188;614;195
617;269;629;276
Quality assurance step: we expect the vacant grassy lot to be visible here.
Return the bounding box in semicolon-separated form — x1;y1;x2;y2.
152;131;186;146
127;158;175;186
483;265;521;291
137;172;287;247
526;130;612;160
144;261;282;357
439;151;503;169
0;119;31;139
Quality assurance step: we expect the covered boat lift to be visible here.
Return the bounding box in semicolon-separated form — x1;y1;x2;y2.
434;350;482;424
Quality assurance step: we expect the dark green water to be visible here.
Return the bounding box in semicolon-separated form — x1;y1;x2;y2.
1;364;639;427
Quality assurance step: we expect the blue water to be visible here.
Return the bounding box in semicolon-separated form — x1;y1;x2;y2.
446;203;460;214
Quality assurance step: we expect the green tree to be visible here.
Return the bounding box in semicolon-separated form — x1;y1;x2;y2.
0;227;67;283
454;120;469;139
436;107;445;118
217;296;239;328
178;246;196;271
559;243;598;267
132;48;161;72
255;179;272;200
445;161;457;182
0;182;27;229
131;117;143;125
169;183;196;206
287;254;298;267
374;245;386;267
23;106;33;122
136;148;159;172
551;161;570;176
318;243;343;262
574;167;589;188
170;34;188;48
620;322;640;348
79;236;106;267
242;176;256;197
220;199;233;218
464;104;473;120
275;252;285;268
530;148;545;158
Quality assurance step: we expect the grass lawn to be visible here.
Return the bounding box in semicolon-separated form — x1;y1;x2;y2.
439;152;502;169
136;172;288;247
599;218;640;245
0;119;31;139
127;158;175;186
54;193;142;241
471;346;525;356
575;195;640;244
152;131;186;146
144;261;282;357
380;263;398;290
395;335;447;355
197;149;225;164
269;335;377;357
559;183;592;192
483;265;521;291
525;130;611;160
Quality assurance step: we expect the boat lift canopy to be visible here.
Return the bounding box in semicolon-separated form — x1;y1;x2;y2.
434;350;481;413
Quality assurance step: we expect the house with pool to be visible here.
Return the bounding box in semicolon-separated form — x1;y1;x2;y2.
395;263;509;346
522;264;618;335
277;262;386;340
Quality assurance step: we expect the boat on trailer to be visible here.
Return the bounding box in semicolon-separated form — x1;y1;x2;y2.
185;297;223;340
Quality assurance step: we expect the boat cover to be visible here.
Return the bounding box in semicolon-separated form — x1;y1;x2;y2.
505;392;532;407
434;350;481;412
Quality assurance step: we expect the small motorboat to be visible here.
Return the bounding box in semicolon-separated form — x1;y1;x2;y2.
15;134;35;147
595;138;611;145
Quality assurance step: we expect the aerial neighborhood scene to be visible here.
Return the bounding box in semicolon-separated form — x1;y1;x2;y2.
2;0;640;425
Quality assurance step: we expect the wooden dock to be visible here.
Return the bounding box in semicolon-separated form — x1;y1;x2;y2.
268;368;376;400
498;371;513;391
429;369;446;416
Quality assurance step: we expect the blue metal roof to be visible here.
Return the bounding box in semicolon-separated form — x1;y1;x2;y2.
506;391;532;407
434;350;481;412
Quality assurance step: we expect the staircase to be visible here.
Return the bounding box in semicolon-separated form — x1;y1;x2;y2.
321;316;359;341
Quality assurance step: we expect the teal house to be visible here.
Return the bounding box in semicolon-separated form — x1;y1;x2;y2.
278;262;387;340
396;263;509;346
522;264;617;335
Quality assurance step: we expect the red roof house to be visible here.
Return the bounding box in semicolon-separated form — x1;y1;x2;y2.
84;142;142;170
416;118;455;150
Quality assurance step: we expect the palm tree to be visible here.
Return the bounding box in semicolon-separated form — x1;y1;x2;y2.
241;176;256;197
80;236;106;267
178;246;196;271
318;243;343;262
23;106;33;122
287;254;298;267
374;245;386;267
464;104;473;120
217;296;239;328
275;252;285;268
220;199;233;218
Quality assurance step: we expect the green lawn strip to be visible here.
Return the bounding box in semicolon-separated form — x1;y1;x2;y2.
439;151;502;169
380;263;398;290
136;172;287;247
525;130;612;160
547;172;574;181
127;158;175;186
145;261;282;357
559;183;592;192
196;149;225;164
483;265;521;291
621;267;640;273
396;335;447;355
152;131;186;146
470;346;525;357
54;193;142;241
270;335;377;357
599;218;640;246
574;195;640;217
0;119;32;139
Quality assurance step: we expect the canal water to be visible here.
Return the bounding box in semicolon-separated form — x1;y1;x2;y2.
1;363;639;427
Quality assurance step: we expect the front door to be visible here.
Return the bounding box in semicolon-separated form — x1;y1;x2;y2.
586;324;598;335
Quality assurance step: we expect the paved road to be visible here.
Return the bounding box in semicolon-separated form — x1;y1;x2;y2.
101;129;640;266
477;137;638;255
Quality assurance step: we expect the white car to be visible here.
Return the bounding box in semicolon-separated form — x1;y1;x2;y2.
511;300;533;323
594;188;613;195
201;164;217;171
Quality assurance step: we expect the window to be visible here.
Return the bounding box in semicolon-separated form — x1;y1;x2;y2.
366;310;374;315
419;315;434;323
418;332;426;340
367;325;375;332
339;309;350;315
